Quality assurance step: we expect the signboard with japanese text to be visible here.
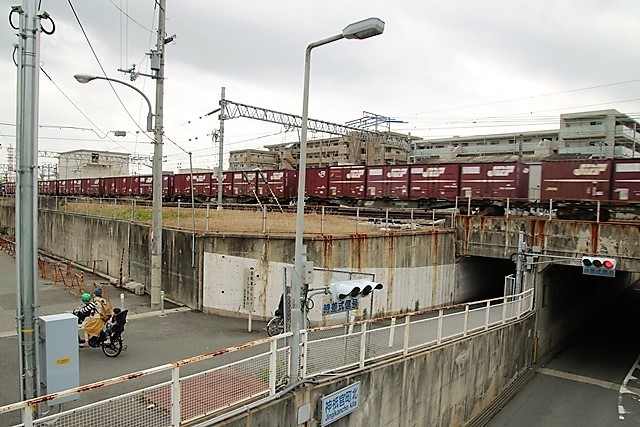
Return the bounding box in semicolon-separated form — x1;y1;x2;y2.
321;382;360;426
322;298;358;315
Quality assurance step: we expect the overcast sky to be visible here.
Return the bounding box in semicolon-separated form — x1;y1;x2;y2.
2;0;639;173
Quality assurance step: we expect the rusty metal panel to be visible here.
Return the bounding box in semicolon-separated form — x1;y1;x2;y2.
613;159;640;203
409;163;460;200
460;162;528;200
163;175;174;197
72;179;82;195
366;165;409;199
541;159;612;201
306;167;329;199
328;166;366;199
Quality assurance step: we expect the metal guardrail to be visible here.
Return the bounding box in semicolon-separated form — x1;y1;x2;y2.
0;289;534;427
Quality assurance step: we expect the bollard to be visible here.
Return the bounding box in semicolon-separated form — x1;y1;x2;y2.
120;293;125;310
159;290;166;317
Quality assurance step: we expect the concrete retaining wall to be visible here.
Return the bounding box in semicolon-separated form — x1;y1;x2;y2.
218;316;535;426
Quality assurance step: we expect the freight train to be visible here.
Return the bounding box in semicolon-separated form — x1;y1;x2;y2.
3;158;640;220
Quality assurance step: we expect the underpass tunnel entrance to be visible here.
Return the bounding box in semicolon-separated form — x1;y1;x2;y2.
534;263;638;360
455;256;517;303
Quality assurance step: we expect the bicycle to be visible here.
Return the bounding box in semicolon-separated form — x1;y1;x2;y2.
266;315;284;337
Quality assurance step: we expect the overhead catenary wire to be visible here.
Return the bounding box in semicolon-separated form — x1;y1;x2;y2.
67;0;154;143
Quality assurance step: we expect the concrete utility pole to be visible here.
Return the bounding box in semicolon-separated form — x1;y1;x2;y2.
217;87;225;210
150;0;167;308
14;0;42;401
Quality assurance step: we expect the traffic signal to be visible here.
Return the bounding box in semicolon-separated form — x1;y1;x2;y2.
328;279;383;302
581;256;617;277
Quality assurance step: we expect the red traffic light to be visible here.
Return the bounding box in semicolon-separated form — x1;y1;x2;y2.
603;260;615;269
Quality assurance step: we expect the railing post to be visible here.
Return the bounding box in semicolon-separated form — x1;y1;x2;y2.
171;366;181;427
388;317;396;347
463;305;469;337
22;405;33;427
403;314;411;356
321;206;325;234
410;209;415;232
113;198;117;219
517;294;523;318
506;198;510;219
205;203;210;232
356;207;359;234
269;339;277;394
485;300;490;330
502;295;507;324
359;323;367;369
177;200;181;228
262;205;267;234
385;208;389;230
549;199;553;221
99;197;103;218
437;309;443;344
64;196;67;212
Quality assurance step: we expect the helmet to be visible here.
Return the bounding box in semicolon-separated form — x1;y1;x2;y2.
81;293;91;303
93;288;102;297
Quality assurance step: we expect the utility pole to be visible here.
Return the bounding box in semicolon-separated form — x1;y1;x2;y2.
14;0;42;401
150;0;166;308
217;87;225;210
515;229;526;293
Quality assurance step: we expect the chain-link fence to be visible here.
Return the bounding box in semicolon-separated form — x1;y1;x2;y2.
26;196;455;236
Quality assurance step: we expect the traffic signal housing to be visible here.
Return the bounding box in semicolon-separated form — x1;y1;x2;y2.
328;279;383;302
581;256;617;277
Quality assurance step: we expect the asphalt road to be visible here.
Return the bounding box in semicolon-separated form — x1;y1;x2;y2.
0;251;270;425
487;282;640;426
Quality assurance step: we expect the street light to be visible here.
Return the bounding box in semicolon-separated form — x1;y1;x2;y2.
74;73;162;308
74;74;153;133
290;17;385;382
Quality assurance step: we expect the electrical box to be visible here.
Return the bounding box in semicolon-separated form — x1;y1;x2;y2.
38;313;79;405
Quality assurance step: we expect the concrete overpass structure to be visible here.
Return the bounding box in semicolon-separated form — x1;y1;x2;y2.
0;200;638;425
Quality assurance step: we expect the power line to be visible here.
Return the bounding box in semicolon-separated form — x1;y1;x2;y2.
67;0;154;143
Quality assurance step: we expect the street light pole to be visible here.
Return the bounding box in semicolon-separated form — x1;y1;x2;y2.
290;17;385;382
151;0;167;308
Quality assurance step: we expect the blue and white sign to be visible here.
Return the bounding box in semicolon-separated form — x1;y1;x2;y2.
322;298;358;315
321;382;360;426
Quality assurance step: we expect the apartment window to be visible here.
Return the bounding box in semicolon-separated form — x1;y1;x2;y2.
91;153;100;163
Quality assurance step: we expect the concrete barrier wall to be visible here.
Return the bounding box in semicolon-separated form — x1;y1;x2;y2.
200;231;460;323
218;316;536;426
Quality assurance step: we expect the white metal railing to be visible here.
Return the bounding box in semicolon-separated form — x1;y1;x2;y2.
0;289;534;427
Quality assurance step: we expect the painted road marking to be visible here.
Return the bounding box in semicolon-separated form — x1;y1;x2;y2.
618;354;640;421
538;367;621;391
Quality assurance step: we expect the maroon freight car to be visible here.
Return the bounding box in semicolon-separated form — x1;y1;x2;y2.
38;180;57;195
612;159;640;203
328;166;366;201
409;163;459;202
366;165;410;200
256;169;297;200
232;171;257;199
305;167;329;200
541;160;612;202
81;178;101;196
102;177;117;197
211;172;233;198
460;162;528;200
113;176;128;196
